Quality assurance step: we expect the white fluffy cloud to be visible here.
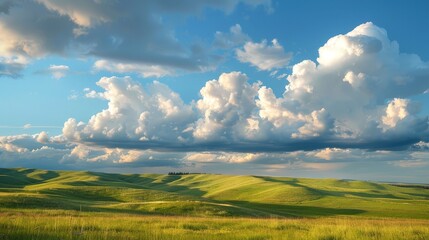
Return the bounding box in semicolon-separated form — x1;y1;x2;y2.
214;24;250;49
65;144;185;166
36;131;49;144
183;147;429;169
0;133;188;169
312;148;352;161
63;23;429;153
283;22;429;144
63;76;196;147
381;98;410;128
83;88;104;99
93;60;174;78
48;64;69;79
236;39;292;71
193;72;260;141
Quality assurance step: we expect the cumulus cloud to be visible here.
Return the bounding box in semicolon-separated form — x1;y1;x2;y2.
36;131;49;144
214;24;250;49
0;133;67;151
183;147;429;171
0;1;75;56
62;23;429;153
83;88;104;99
236;39;292;71
63;76;196;149
48;64;69;79
1;132;428;178
64;144;185;167
0;56;27;78
283;22;429;145
312;148;351;161
186;152;264;163
0;133;187;169
0;1;75;77
193;72;260;141
0;0;271;78
93;60;174;78
65;73;335;151
412;141;429;150
0;140;28;153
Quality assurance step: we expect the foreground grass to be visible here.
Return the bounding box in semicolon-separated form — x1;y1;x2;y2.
0;210;428;240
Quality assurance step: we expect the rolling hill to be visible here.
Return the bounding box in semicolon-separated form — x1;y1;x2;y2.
1;168;428;219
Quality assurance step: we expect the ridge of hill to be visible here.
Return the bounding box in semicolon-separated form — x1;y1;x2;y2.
1;168;428;219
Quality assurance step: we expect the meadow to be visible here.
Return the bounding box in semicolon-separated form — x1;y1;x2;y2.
0;168;428;239
1;211;429;240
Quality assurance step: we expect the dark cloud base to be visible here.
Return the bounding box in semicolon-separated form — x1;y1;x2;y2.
80;136;424;153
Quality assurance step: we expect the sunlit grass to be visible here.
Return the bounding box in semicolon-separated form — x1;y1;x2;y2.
0;211;428;240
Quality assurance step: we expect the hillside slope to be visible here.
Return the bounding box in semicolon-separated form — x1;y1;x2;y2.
1;168;428;218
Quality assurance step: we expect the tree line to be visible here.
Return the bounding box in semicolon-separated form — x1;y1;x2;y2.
167;172;206;175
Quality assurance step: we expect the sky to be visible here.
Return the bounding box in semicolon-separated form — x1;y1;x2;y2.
0;0;429;183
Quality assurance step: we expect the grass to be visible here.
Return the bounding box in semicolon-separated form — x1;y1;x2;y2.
0;211;428;240
0;168;429;239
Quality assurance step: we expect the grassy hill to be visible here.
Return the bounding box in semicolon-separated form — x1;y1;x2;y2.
1;168;428;219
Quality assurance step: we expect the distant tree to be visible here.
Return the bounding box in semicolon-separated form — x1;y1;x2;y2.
168;172;195;175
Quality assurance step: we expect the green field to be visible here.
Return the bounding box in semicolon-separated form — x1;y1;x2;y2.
1;168;428;239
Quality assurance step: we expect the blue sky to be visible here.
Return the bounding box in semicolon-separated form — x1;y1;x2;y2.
0;0;428;183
